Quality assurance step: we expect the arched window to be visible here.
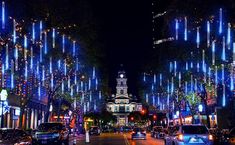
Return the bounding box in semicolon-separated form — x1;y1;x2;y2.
120;90;124;94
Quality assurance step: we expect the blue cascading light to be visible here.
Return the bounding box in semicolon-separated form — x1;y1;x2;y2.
219;8;223;34
2;1;5;29
175;19;179;40
184;17;187;41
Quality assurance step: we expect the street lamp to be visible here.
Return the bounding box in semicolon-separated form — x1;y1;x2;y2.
198;104;203;124
49;102;53;112
198;104;203;112
0;89;8;128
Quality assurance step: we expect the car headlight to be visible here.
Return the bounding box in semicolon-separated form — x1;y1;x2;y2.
53;133;60;138
14;141;31;145
32;134;37;138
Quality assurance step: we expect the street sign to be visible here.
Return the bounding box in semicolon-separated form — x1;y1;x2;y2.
0;101;9;115
211;113;215;121
0;89;8;101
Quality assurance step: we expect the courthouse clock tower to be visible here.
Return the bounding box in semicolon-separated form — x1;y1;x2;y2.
106;71;142;126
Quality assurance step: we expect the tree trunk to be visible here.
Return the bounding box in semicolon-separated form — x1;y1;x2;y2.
202;84;211;128
19;107;24;129
44;94;52;123
204;99;211;128
178;105;183;125
57;99;62;122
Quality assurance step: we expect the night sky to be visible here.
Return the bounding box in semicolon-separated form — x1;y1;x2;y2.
91;0;153;95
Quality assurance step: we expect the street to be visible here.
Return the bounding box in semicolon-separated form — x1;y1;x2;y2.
69;133;164;145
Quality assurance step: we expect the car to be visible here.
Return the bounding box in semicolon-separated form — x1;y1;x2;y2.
151;126;164;139
33;122;69;145
89;126;101;135
131;127;146;140
164;124;214;145
0;128;32;145
228;127;235;145
123;126;132;132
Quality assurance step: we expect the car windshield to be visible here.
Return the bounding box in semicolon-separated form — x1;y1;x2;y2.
0;129;26;140
38;123;63;131
133;128;144;132
90;127;98;130
230;129;235;135
182;126;208;134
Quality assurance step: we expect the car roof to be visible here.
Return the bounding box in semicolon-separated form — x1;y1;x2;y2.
0;128;23;131
91;126;98;127
40;122;63;125
182;124;206;127
134;127;143;129
153;126;163;128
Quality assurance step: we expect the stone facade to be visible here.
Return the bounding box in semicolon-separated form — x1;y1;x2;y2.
106;71;142;126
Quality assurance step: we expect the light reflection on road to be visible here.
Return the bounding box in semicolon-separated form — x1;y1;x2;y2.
126;133;164;145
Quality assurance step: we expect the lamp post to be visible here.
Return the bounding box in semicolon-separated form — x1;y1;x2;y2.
1;100;3;128
0;89;8;128
198;104;203;124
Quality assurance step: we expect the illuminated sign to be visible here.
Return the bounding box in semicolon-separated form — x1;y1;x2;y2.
0;89;8;101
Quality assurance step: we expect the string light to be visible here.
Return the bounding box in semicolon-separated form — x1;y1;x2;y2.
2;1;5;29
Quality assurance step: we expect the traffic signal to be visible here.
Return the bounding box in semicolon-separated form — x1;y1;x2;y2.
141;109;146;114
131;117;134;121
153;115;157;120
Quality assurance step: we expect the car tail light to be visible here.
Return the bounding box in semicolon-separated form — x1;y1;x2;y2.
143;131;146;134
132;131;135;134
209;134;213;141
177;134;184;141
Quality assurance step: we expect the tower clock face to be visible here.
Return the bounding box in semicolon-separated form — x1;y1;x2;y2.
120;74;124;78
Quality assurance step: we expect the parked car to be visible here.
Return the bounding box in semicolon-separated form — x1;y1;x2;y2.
33;122;69;145
151;126;164;138
102;127;115;133
0;128;32;145
228;127;235;145
89;126;101;135
164;124;214;145
131;127;146;140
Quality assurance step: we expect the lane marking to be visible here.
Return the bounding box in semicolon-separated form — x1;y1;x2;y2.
123;134;130;145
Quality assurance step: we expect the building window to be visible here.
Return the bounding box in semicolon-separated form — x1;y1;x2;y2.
133;107;135;111
121;81;123;86
115;106;118;112
126;106;129;111
120;90;124;94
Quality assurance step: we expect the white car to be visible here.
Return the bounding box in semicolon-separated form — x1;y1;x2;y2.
164;124;214;145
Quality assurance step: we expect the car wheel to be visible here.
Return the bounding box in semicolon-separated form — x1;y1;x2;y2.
57;141;63;145
63;136;69;145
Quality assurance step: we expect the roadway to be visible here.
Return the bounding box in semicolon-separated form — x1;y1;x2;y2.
69;133;164;145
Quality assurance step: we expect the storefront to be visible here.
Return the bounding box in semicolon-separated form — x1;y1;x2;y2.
0;92;47;129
